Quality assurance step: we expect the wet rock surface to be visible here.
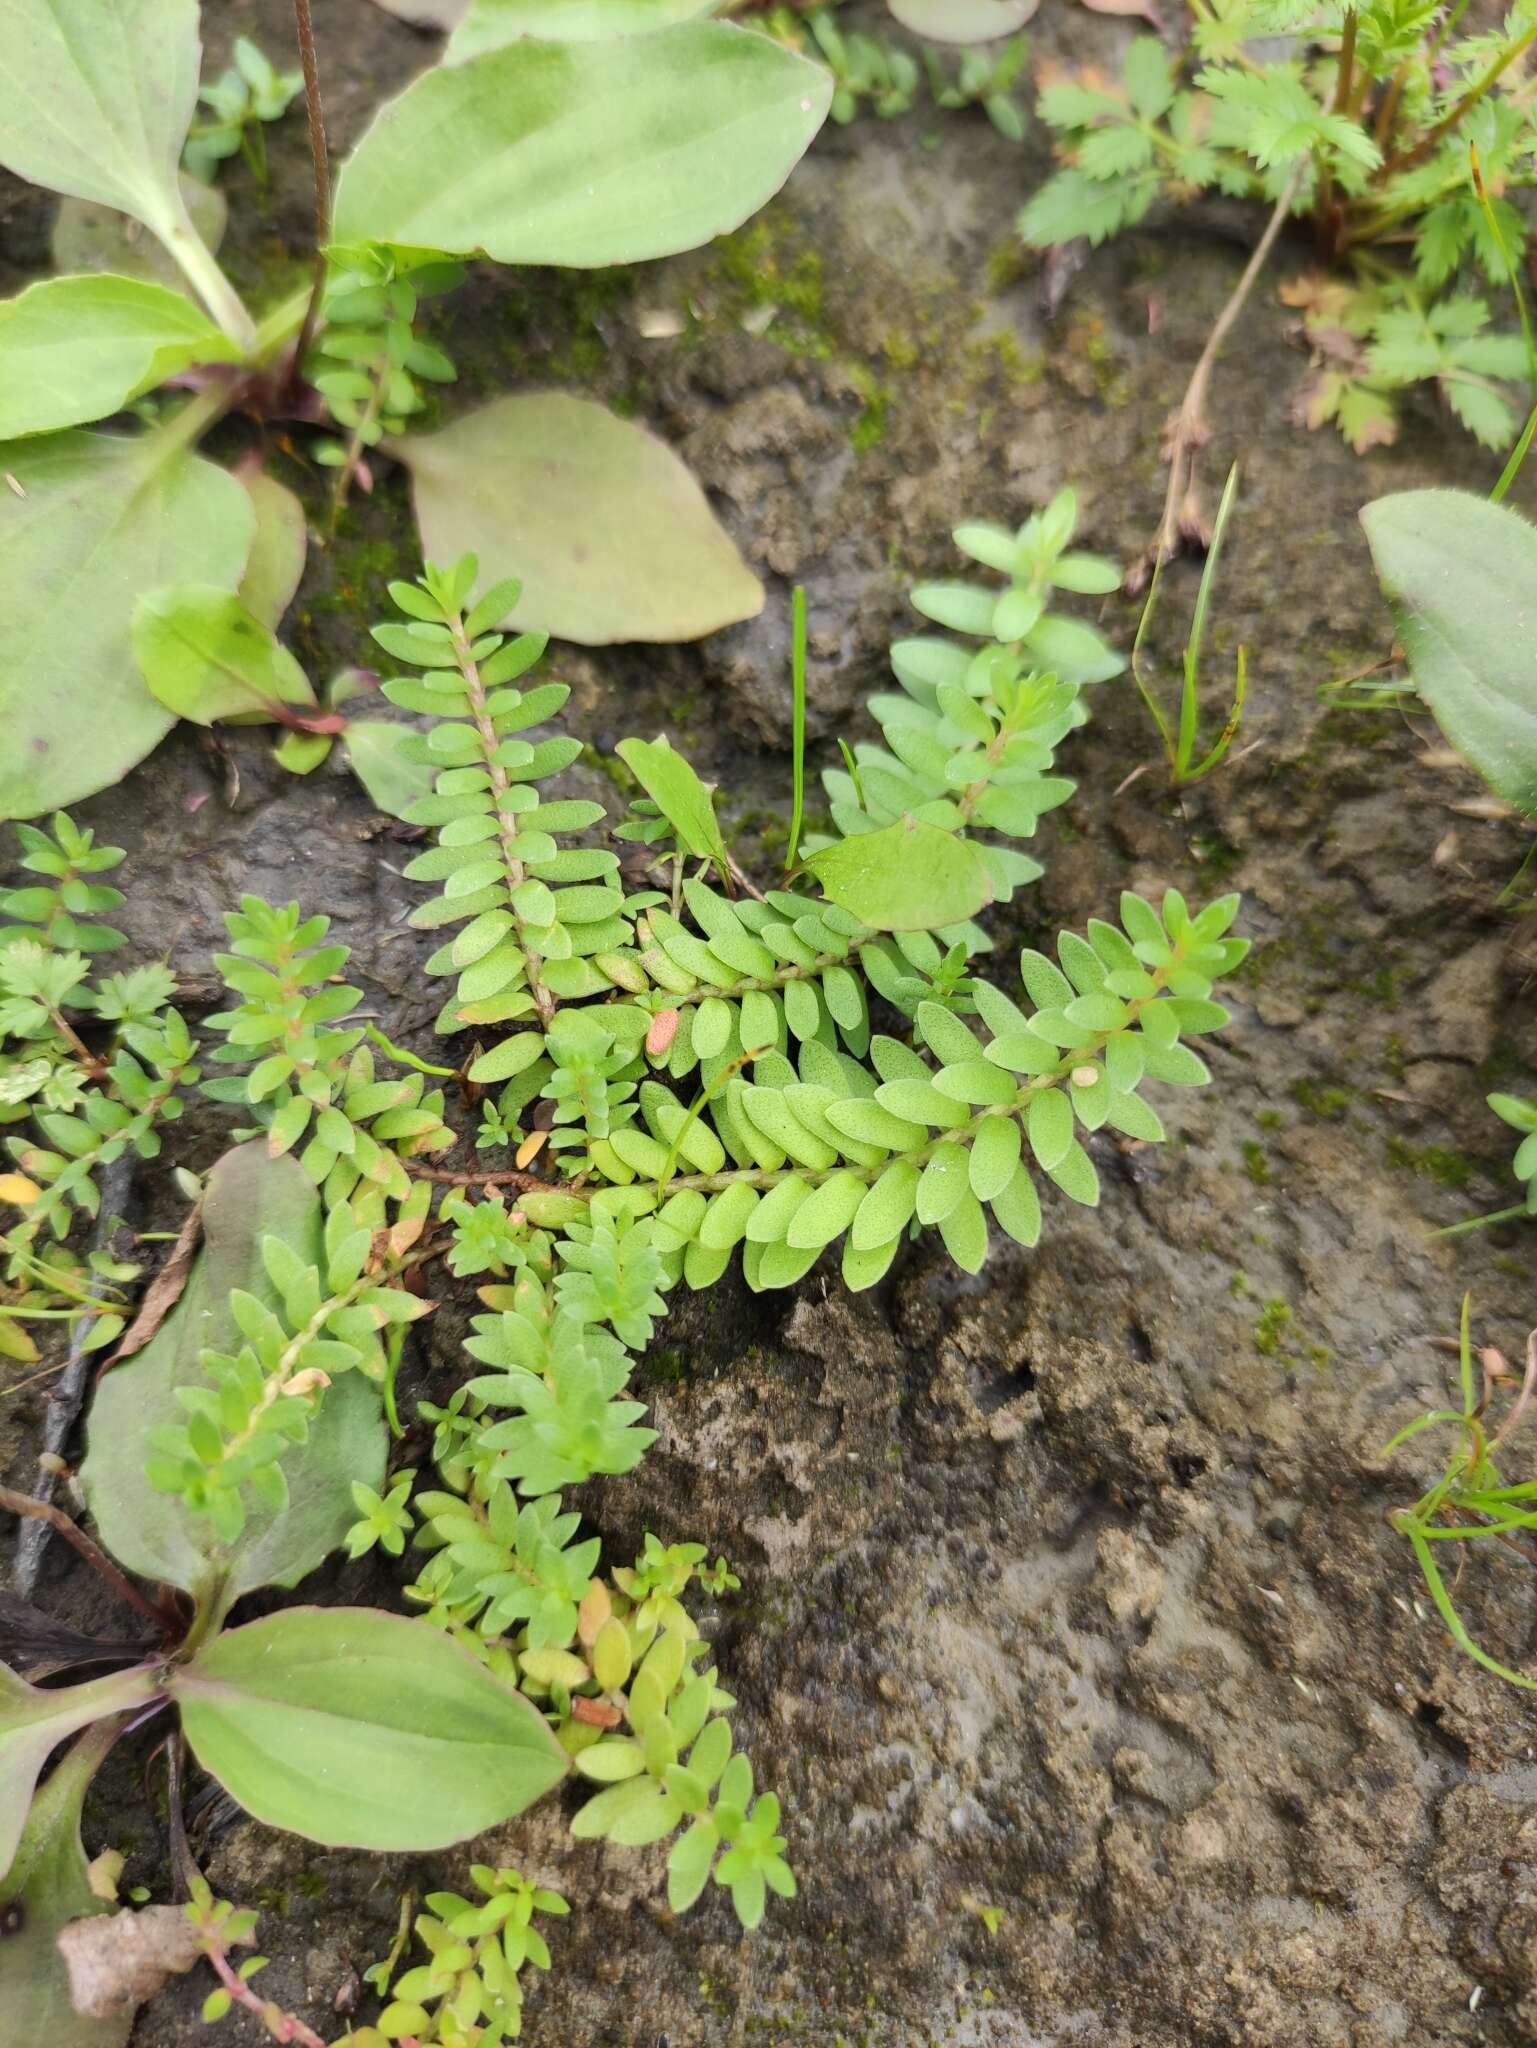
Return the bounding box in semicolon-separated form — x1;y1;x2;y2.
5;3;1537;2043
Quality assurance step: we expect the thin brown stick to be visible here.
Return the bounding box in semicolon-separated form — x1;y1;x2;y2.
1373;57;1411;150
1139;160;1305;585
1314;10;1357;243
409;1162;582;1195
290;0;331;387
0;1487;177;1633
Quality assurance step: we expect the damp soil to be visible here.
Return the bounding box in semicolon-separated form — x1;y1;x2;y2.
6;4;1537;2044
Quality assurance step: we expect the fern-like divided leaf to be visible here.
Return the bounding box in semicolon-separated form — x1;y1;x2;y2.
820;486;1122;946
1;814;195;1288
203;896;453;1221
377;558;617;1047
578;888;1246;1295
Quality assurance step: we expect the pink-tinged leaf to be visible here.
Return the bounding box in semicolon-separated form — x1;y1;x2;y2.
646;1009;681;1057
888;0;1038;38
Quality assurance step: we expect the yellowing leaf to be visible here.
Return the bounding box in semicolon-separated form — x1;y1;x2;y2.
0;1314;40;1363
397;392;763;644
0;1173;42;1206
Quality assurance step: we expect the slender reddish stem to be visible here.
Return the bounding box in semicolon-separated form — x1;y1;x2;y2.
291;0;331;385
0;1487;178;1633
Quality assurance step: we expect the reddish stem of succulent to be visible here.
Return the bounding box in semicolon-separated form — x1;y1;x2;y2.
200;1941;330;2048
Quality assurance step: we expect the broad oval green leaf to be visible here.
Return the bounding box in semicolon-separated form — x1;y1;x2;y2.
0;3;247;345
132;585;316;725
397;392;762;643
343;718;439;818
0;275;237;439
52;175;227;297
1361;489;1537;817
805;819;994;932
170;1608;569;1850
447;0;715;60
615;736;729;864
0;424;254;820
887;0;1038;39
237;469;308;632
79;1143;386;1605
0;0;200;239
333;22;831;266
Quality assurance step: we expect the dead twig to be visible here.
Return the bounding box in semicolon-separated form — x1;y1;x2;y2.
289;0;331;389
408;1162;590;1197
0;1487;178;1634
1132;160;1306;592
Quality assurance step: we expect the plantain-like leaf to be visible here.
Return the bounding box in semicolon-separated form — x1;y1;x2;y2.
236;470;308;633
804;818;994;932
616;736;731;867
0;275;238;439
52;175;227;298
79;1143;386;1609
887;0;1038;38
366;0;467;22
397;392;762;643
0;1719;134;2047
169;1608;569;1850
344;718;439;818
1361;488;1537;817
0;423;254;820
0;1666;156;1886
447;0;715;59
0;1;212;278
132;585;316;726
332;21;831;266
